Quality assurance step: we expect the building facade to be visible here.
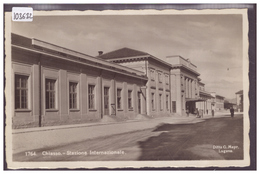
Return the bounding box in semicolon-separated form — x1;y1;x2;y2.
196;81;214;114
165;56;201;115
99;50;203;116
98;48;173;117
11;34;147;128
224;100;236;110
11;34;223;128
211;92;225;111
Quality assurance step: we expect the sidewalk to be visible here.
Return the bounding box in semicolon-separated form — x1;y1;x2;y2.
12;112;241;154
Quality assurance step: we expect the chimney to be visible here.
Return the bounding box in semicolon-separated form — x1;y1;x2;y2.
98;51;103;56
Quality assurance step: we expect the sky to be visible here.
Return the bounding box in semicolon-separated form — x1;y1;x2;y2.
11;13;244;99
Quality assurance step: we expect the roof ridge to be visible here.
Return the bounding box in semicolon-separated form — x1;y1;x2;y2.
98;47;150;59
123;47;149;55
101;47;149;56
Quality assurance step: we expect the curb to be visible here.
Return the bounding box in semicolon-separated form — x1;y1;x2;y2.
12;112;243;134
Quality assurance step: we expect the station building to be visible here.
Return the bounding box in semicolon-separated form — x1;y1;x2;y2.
98;48;173;117
11;33;219;128
99;50;203;116
11;34;147;128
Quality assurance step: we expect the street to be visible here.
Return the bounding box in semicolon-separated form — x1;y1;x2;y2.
13;114;243;161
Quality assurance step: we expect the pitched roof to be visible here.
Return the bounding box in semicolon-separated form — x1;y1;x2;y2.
11;33;147;80
98;47;149;59
235;90;243;94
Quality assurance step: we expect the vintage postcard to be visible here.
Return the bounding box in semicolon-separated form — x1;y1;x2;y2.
5;6;251;169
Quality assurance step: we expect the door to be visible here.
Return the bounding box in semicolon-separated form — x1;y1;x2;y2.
138;92;141;114
104;87;109;115
172;101;176;113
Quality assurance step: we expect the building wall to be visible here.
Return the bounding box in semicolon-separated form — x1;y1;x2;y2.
12;34;217;129
195;98;213;115
12;48;146;128
215;96;225;111
116;59;171;117
115;60;146;74
170;69;183;115
236;93;243;112
146;59;171;117
170;68;199;115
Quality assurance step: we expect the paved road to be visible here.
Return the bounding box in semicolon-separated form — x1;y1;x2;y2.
13;114;243;161
13;114;211;154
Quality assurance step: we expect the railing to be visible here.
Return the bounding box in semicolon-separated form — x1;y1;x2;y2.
166;55;197;72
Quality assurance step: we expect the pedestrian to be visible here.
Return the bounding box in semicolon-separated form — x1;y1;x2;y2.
206;109;208;115
230;107;234;118
211;109;214;117
201;109;204;118
186;108;189;117
198;109;202;118
195;108;199;118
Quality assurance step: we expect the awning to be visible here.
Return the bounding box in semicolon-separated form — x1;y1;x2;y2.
185;98;206;102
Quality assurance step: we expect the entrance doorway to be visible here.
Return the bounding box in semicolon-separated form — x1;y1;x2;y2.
138;92;141;114
104;87;109;115
186;101;196;114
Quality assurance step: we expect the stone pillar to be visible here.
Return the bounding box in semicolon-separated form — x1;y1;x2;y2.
204;101;206;114
163;85;166;112
80;73;87;116
59;69;68;117
133;84;137;114
96;76;102;118
185;78;189;98
111;79;116;115
146;85;150;116
189;79;192;98
141;86;147;115
123;82;127;114
191;80;195;98
32;64;39;120
176;74;182;115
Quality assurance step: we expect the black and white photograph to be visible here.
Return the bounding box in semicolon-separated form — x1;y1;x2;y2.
4;4;254;169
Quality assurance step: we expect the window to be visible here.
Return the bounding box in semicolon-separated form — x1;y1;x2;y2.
166;95;169;110
117;89;122;109
88;85;95;109
172;101;176;113
128;90;132;109
46;79;56;109
69;82;78;109
151;93;155;110
159;94;163;110
158;72;162;83
150;69;155;81
165;74;169;84
15;75;28;109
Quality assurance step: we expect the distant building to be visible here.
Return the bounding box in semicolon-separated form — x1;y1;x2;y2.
224;100;236;110
196;81;214;114
235;90;243;112
211;92;225;111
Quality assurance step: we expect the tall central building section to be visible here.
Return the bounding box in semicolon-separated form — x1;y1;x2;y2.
99;47;172;117
166;55;200;116
99;48;202;117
